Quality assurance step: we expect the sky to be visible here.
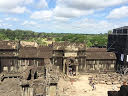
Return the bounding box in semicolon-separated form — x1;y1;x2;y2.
0;0;128;34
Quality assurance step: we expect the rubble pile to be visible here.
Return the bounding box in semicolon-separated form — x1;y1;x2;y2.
89;73;128;85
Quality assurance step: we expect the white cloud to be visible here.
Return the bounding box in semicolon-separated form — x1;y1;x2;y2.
10;6;27;14
57;0;128;10
0;0;47;14
0;0;31;14
73;20;113;32
53;6;94;18
30;6;93;21
21;20;41;29
21;21;37;26
31;10;52;20
54;17;69;22
5;17;19;21
53;0;127;19
36;0;48;9
24;0;34;4
0;20;3;23
0;0;33;8
0;23;12;27
107;6;128;19
0;0;24;9
0;6;27;14
70;19;128;33
49;18;120;34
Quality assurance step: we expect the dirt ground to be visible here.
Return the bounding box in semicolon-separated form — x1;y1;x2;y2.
58;75;121;96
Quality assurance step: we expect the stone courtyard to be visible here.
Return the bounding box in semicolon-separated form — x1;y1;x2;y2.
0;72;127;96
58;73;123;96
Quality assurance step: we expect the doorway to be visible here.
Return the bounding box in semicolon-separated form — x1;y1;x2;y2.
68;65;76;76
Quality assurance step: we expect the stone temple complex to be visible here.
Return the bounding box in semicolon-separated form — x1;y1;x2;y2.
0;40;118;96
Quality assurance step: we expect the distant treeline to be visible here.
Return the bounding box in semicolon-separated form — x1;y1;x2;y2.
0;28;108;47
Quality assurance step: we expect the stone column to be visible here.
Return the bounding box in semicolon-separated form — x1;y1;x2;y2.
29;88;34;96
63;59;66;74
76;65;78;75
67;65;69;75
53;58;54;65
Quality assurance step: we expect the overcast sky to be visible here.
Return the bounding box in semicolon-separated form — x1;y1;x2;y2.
0;0;128;34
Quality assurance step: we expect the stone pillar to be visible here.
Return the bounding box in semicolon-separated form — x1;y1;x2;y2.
37;60;38;66
34;60;35;66
66;65;69;75
84;58;86;71
20;60;22;71
29;88;34;96
53;58;54;65
63;59;66;74
21;87;34;96
76;65;78;75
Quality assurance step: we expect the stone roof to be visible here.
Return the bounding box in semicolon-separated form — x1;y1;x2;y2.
86;48;107;52
86;48;116;60
19;47;37;58
19;46;52;58
0;41;18;50
38;46;52;58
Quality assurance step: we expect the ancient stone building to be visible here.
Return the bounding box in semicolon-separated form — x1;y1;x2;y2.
0;40;117;75
52;42;116;74
52;42;86;76
0;40;58;96
86;48;116;73
18;41;52;72
0;41;19;73
0;41;53;73
0;40;117;96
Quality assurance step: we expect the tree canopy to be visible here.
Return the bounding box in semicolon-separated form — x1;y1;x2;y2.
0;28;108;47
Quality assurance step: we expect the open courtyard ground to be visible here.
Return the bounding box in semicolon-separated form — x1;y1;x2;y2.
58;74;121;96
